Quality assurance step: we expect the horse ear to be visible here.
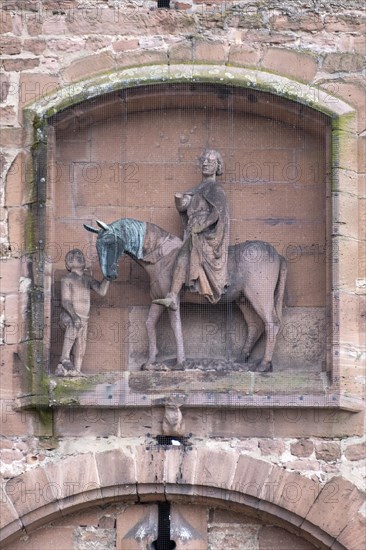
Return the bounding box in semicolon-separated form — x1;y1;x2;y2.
96;220;109;231
84;224;99;234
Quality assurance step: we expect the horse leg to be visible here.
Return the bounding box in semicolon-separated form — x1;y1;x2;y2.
168;305;186;366
244;288;280;373
259;309;280;372
144;303;164;366
237;300;263;362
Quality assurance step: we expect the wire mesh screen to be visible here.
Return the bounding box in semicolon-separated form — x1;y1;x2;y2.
46;82;330;403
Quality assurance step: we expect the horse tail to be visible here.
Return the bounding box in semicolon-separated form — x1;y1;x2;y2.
274;255;287;323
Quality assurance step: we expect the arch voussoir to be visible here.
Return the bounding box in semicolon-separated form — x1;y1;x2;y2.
0;448;361;549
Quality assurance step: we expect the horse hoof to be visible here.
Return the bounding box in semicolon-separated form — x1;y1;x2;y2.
141;362;153;371
257;362;273;373
172;361;186;371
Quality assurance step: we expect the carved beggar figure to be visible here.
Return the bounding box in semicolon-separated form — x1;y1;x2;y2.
56;249;110;377
154;149;229;311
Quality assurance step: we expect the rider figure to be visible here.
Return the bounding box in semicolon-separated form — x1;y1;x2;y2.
154;149;229;311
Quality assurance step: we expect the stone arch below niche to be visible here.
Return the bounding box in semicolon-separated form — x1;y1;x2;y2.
1;447;363;548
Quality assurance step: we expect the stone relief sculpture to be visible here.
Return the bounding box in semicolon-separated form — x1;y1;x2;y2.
153;149;229;311
55;248;110;377
85;149;287;373
162;399;186;437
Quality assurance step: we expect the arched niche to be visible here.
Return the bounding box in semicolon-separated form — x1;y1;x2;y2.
17;64;359;412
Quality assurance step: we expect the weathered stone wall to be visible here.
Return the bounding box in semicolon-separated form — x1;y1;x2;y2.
0;0;365;548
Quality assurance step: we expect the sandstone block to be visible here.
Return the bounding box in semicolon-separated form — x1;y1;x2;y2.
338;291;365;348
0;9;12;33
354;35;366;55
233;455;272;499
85;36;112;51
0;106;16;126
334;168;359;195
0;74;10;102
290;439;314;457
0;129;22;148
5;467;59;528
0;486;22;544
115;49;168;69
169;41;194;63
336;513;366;550
258;525;316;549
5;526;74;549
261;468;319;518
174;446;198;486
62;53;115;83
8;207;26;251
285;459;320;471
164;447;184;485
323;53;365;74
3;59;40;72
242;29;296;45
53;408;120;437
44;453;100;510
324;15;366;33
0;37;21;55
270;14;323;32
335;237;359;292
358;136;366;173
259;438;285;456
95;449;135;489
134;446;165;485
4;152;28;207
333;191;359;240
315;442;341;462
112;39;139;52
0;401;38;437
228;44;261;67
334;129;358;173
174;2;192;10
329;81;366;133
194;40;226;64
344;442;366;461
23;39;47;55
19;74;60;111
194;448;238;489
306;476;365;538
261;48;318;82
0;258;20;294
0;448;23;464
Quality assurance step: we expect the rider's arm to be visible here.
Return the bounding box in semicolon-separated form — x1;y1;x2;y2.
175;193;191;212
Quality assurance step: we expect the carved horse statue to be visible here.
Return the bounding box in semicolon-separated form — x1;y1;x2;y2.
85;218;287;372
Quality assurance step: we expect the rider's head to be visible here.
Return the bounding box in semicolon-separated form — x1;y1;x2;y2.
201;149;224;177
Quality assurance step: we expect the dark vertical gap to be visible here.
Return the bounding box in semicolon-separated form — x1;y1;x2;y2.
152;502;176;549
157;0;171;8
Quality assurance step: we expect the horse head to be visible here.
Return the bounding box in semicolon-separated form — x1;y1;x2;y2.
84;220;122;281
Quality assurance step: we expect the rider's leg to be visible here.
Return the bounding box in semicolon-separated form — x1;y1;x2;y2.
153;244;189;310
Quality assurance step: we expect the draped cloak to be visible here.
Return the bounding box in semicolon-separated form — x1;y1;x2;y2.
178;181;229;304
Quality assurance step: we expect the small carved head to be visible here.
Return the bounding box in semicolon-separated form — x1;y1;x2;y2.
162;400;185;437
65;248;85;272
200;149;224;177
